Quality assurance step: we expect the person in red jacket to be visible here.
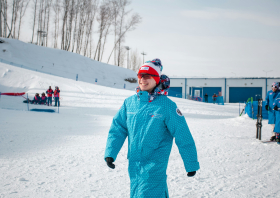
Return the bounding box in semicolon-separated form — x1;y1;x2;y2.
41;92;47;105
32;93;41;104
212;93;218;104
46;86;54;106
54;86;60;106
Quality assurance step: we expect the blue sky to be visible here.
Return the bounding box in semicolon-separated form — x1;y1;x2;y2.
125;0;280;77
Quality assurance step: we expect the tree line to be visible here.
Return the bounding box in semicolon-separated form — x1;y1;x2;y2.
0;0;143;71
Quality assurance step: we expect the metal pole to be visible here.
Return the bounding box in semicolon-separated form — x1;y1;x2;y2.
256;99;263;140
258;99;263;140
27;93;29;111
141;51;147;64
239;102;240;115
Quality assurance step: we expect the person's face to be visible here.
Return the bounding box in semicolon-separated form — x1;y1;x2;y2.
138;73;157;93
49;86;51;89
272;87;278;92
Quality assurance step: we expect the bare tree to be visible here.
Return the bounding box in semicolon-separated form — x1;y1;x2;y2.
0;0;2;37
60;0;69;50
70;0;78;52
36;0;44;45
1;0;10;38
52;0;60;48
94;0;112;61
107;9;141;65
8;0;17;38
111;0;120;65
75;0;87;54
17;0;30;39
83;0;98;57
130;48;141;72
31;0;38;43
45;0;52;46
116;44;125;67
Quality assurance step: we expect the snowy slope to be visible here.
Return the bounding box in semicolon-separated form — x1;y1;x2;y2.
1;63;280;198
0;38;137;90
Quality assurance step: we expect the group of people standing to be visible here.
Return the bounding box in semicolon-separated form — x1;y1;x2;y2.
204;93;218;103
46;86;60;106
31;86;60;106
265;82;280;144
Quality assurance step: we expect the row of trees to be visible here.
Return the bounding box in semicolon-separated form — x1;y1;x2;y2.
0;0;143;71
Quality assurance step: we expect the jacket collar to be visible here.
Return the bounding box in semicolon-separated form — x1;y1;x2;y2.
137;90;150;102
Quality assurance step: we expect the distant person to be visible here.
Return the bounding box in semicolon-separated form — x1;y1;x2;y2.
273;94;280;144
265;82;280;141
212;93;218;104
104;59;199;197
204;93;208;103
32;93;41;104
54;86;60;107
46;86;54;106
41;93;47;105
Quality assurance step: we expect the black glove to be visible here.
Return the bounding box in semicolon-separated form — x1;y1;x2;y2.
274;106;278;111
105;157;115;169
265;105;269;111
187;171;196;177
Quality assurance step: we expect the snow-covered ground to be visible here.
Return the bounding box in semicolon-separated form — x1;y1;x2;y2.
1;61;280;198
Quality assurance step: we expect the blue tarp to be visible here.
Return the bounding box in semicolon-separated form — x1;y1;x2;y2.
30;109;55;113
216;96;224;105
244;101;268;119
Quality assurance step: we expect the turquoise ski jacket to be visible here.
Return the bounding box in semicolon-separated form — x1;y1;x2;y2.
265;90;280;124
104;91;200;198
273;98;280;133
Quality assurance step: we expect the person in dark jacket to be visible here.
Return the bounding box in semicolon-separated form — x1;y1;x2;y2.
265;82;280;141
104;59;199;198
204;93;208;103
54;86;60;106
46;86;54;106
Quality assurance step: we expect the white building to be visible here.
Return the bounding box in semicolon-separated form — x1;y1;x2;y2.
169;78;280;103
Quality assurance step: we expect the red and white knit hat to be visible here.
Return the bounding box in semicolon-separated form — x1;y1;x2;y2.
138;59;162;84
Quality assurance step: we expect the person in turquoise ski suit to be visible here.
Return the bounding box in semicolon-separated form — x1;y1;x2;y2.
273;96;280;144
265;82;280;141
104;59;200;198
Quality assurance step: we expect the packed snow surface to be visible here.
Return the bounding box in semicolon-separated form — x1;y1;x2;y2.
1;62;280;198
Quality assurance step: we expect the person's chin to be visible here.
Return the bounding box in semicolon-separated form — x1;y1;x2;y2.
140;85;149;91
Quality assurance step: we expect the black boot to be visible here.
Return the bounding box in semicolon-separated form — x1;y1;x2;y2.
270;136;276;141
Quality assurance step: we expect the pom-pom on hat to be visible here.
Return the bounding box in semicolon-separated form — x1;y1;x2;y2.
272;82;279;89
138;58;163;84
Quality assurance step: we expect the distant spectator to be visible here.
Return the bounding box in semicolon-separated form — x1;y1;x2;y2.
54;86;60;107
32;93;41;104
46;86;54;106
41;93;47;105
204;93;208;103
273;96;280;144
265;82;280;141
212;93;218;104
